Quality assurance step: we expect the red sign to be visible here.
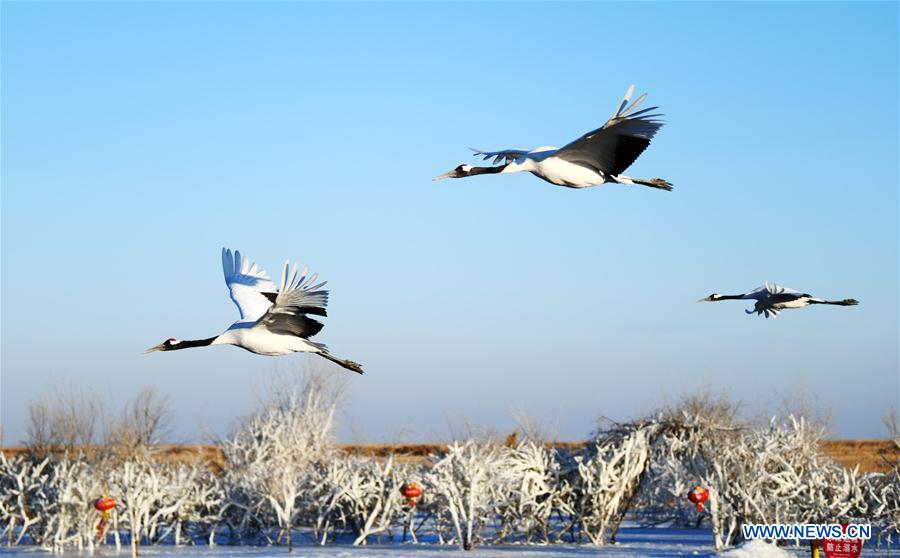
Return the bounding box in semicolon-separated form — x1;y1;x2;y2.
822;525;862;558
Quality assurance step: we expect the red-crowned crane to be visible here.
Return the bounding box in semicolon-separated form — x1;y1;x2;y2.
433;85;672;191
698;282;859;319
145;248;363;374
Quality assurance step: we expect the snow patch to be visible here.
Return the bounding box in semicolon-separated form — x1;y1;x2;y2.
720;539;794;558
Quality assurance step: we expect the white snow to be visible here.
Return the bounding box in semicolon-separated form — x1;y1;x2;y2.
0;528;810;557
719;539;796;558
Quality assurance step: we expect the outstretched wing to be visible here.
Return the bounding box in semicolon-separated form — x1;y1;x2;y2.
556;85;664;175
764;282;807;303
744;283;808;318
254;261;329;339
741;285;772;301
222;248;278;322
470;148;529;166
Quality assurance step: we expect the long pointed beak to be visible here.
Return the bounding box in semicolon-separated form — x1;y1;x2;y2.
144;344;165;354
432;170;456;182
697;297;711;303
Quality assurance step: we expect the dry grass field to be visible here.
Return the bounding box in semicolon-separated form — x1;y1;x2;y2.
819;439;898;473
2;439;896;473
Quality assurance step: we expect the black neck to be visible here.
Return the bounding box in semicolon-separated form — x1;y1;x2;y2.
468;164;507;176
717;294;746;301
176;337;217;349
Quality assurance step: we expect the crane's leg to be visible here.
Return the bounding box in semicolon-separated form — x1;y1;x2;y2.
809;299;859;306
615;175;673;191
316;351;364;374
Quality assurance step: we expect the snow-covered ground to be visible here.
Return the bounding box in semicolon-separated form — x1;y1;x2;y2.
0;528;808;557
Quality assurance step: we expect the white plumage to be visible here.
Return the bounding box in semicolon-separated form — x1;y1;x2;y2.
146;248;362;374
699;282;859;319
433;85;672;191
221;247;279;323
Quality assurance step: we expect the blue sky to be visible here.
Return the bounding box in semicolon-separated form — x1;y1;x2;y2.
2;2;897;444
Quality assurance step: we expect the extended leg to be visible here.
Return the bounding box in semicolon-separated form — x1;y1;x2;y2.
316;351;364;374
615;175;673;191
810;299;859;306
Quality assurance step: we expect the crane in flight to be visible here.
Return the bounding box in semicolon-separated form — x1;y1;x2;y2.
145;248;363;374
433;85;672;191
698;282;859;318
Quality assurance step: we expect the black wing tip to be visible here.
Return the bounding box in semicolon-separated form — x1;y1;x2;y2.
295;305;327;317
263;294;328;316
262;292;278;303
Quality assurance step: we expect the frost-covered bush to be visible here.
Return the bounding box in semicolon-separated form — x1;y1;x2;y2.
108;458;220;552
867;432;900;547
0;454;53;546
330;456;405;545
158;464;226;546
2;390;898;553
557;422;662;545
40;458;106;552
0;451;220;556
645;410;899;550
494;441;561;543
220;376;338;549
426;440;507;550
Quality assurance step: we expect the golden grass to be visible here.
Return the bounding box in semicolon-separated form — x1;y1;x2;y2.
2;439;895;473
819;439;898;474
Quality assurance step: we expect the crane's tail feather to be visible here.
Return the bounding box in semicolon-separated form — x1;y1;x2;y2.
317;351;364;375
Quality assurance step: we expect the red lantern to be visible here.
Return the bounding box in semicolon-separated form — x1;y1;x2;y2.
400;482;423;507
94;497;116;513
687;486;709;512
94;496;116;542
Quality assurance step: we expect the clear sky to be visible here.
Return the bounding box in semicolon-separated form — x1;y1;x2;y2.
2;2;897;444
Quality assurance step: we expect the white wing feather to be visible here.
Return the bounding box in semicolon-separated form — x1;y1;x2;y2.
222;248;278;322
764;281;803;296
273;261;329;312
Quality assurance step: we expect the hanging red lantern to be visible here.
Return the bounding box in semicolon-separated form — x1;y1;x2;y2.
687;486;709;512
94;496;116;541
400;482;423;507
94;497;116;513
